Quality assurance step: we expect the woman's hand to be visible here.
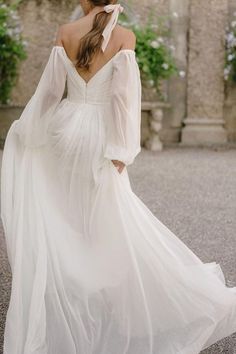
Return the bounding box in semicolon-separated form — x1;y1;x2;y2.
111;160;126;174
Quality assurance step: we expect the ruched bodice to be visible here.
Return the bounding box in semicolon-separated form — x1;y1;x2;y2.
61;47;137;106
66;60;113;105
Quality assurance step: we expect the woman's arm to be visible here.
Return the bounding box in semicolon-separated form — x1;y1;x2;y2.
104;31;142;173
111;30;137;174
15;46;67;148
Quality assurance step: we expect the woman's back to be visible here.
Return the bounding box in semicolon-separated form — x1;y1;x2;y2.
55;5;136;83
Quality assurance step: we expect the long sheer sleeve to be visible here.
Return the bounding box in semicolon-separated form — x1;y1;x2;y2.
15;46;67;148
104;50;142;166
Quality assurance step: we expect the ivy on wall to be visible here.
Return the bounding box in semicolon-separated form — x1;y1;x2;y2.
0;0;27;104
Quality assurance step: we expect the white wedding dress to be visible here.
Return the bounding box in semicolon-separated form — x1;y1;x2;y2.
1;41;236;354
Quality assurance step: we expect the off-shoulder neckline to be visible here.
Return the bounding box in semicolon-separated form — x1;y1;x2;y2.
53;45;135;59
53;45;135;85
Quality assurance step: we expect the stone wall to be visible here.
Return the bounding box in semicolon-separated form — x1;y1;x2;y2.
10;0;79;105
182;0;228;145
161;0;189;143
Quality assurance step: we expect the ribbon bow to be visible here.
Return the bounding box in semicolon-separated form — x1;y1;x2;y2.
101;3;124;52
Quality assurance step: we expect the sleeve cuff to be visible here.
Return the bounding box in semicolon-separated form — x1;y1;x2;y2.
104;144;141;166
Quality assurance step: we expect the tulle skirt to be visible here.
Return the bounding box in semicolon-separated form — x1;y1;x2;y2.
1;98;236;354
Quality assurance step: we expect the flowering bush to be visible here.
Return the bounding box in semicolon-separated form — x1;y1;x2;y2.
119;12;178;95
0;0;27;104
225;13;236;82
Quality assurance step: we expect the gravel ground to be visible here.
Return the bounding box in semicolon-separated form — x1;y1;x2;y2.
0;146;236;354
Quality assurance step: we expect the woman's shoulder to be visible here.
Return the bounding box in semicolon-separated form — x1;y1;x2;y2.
55;21;80;40
54;22;136;52
113;25;136;50
114;24;135;37
58;21;136;38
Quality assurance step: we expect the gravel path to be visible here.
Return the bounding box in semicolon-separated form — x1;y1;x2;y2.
0;146;236;353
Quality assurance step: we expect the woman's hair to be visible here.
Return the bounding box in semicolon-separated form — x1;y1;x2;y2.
75;0;117;70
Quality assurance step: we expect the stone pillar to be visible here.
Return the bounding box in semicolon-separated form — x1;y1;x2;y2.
142;102;170;151
182;0;228;145
224;0;236;142
163;0;189;143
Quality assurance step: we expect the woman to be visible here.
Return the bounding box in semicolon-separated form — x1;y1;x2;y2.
1;1;236;353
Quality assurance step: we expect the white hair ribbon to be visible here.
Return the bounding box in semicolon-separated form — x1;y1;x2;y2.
101;4;124;52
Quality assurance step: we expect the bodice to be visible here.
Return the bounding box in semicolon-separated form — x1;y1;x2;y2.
64;51;114;106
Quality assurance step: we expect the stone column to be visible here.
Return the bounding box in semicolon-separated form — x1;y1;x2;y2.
224;0;236;142
182;0;228;145
164;0;189;143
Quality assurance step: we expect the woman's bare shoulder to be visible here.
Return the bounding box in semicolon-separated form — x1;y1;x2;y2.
54;22;136;51
56;20;82;35
113;25;136;50
55;18;88;44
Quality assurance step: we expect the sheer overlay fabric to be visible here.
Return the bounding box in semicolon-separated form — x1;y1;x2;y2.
1;45;236;354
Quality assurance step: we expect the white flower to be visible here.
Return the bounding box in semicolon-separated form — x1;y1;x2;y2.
231;21;236;28
227;32;235;42
157;37;164;43
179;71;186;78
6;28;14;37
173;12;179;18
224;67;231;80
13;27;21;35
150;40;160;49
228;54;235;61
162;63;169;70
11;14;20;21
147;79;155;87
151;24;158;30
169;44;175;51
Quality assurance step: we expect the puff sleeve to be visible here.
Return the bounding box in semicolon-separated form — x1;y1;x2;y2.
15;46;67;148
104;50;142;166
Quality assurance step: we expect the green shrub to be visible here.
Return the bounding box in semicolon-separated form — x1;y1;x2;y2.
119;12;178;94
0;0;27;104
225;13;236;83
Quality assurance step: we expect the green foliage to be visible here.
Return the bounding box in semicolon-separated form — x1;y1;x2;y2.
133;25;177;88
225;14;236;83
0;0;27;104
119;12;178;93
